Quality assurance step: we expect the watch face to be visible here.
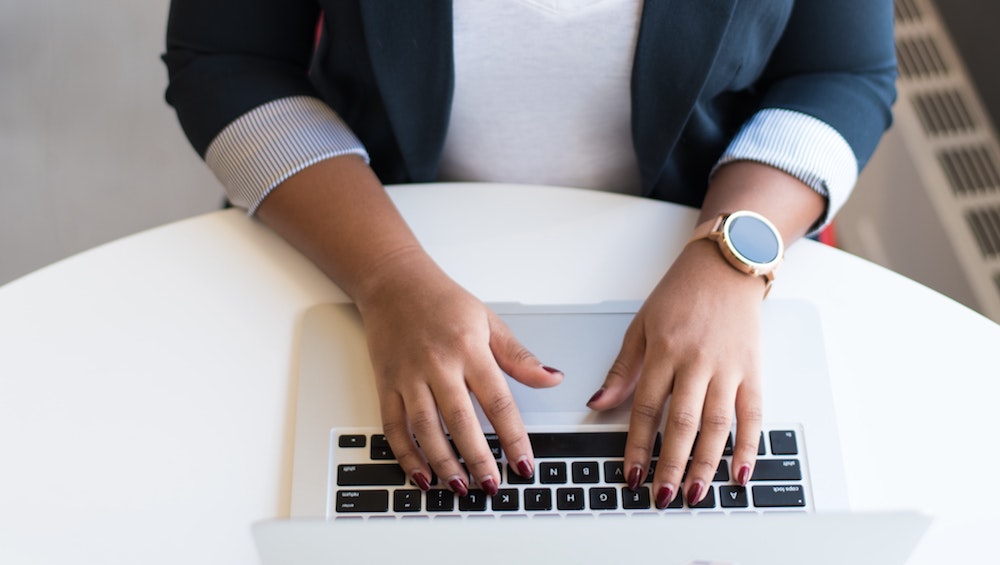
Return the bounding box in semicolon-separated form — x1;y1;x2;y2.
725;212;781;266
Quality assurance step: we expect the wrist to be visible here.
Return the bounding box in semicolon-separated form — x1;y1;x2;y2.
679;239;771;298
687;210;784;298
351;245;451;313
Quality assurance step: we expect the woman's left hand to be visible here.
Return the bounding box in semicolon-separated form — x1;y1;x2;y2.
586;238;767;509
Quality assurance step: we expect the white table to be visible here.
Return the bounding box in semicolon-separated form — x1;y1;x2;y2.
2;183;997;564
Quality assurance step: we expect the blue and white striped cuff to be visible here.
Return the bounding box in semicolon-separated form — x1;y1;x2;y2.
205;96;369;215
713;108;858;230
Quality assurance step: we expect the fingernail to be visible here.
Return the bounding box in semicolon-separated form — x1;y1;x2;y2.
412;471;431;491
516;457;534;479
627;466;644;491
448;476;469;497
587;387;606;406
655;484;675;509
737;464;751;486
686;481;705;506
541;365;563;375
480;476;499;497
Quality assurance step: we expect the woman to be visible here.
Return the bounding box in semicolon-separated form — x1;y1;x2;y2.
163;1;896;509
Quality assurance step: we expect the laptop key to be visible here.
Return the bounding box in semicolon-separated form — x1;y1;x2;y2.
621;486;650;509
393;489;421;512
752;485;806;507
336;490;389;513
486;435;502;459
769;430;798;455
338;434;367;448
528;432;660;458
750;459;802;481
459;489;488;511
556;487;586;510
337;464;406;486
506;463;535;484
539;462;567;484
492;489;520;511
681;460;729;482
370;435;395;460
572;461;600;483
426;489;455;512
589;487;618;510
688;486;716;509
603;461;626;483
719;486;749;508
524;488;553;511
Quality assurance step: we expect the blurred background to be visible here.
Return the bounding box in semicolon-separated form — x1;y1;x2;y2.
0;0;221;287
1;0;998;321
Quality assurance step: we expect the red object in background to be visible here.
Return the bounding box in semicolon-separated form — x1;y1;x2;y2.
817;221;837;247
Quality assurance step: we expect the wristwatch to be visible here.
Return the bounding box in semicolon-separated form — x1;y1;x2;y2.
688;210;784;297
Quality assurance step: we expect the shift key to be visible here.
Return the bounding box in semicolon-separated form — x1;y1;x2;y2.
749;459;802;481
337;464;406;486
336;490;389;512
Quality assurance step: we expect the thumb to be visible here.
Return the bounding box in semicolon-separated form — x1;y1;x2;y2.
488;315;564;389
587;321;645;411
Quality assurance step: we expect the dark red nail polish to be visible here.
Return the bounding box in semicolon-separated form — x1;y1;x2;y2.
413;472;431;491
737;464;751;486
480;476;499;497
655;485;675;509
449;477;469;497
686;481;704;506
517;458;534;479
627;466;644;491
587;388;606;406
542;365;563;375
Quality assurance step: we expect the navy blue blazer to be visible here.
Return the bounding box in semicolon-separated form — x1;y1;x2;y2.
164;1;897;209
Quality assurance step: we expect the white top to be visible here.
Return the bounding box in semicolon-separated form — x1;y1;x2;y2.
437;0;643;194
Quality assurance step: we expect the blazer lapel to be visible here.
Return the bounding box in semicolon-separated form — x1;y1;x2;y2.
632;0;738;196
359;2;454;181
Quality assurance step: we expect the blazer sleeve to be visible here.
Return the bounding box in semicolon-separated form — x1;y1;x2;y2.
755;0;898;171
162;0;324;157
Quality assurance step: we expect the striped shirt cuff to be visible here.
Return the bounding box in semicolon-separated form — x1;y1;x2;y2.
205;96;369;215
713;108;858;231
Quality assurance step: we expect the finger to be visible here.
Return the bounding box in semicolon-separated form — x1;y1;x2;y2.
489;314;563;389
377;389;432;491
401;382;469;496
622;354;673;494
685;377;738;505
652;368;710;509
588;320;646;410
465;352;534;483
431;379;497;497
731;376;763;486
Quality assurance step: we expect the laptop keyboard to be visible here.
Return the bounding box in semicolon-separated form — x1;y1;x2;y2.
328;425;811;519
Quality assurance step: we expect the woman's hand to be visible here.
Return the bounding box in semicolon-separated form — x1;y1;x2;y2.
584;160;825;508
255;155;563;497
356;250;563;497
586;239;766;508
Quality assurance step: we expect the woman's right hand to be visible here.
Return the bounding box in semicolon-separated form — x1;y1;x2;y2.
255;155;562;496
355;249;564;497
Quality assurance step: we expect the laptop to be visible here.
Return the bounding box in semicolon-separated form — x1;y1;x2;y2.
260;299;928;563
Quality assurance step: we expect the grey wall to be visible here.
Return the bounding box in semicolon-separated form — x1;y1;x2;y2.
0;1;222;286
934;1;1000;131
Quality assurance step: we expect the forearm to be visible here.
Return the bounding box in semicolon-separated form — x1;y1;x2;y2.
254;155;440;306
700;160;827;246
